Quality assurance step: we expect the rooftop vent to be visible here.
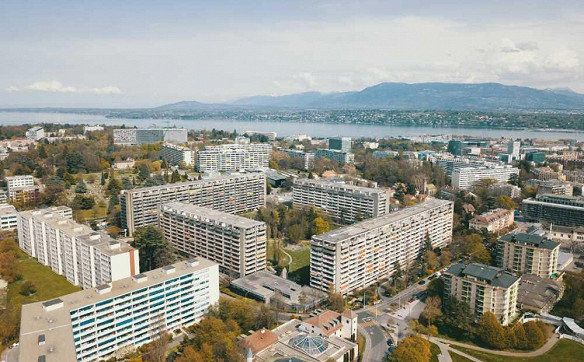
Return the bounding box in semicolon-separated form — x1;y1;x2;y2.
109;241;120;250
41;298;63;312
96;283;112;295
89;234;101;240
162;265;176;275
133;273;148;283
38;334;46;346
186;258;199;267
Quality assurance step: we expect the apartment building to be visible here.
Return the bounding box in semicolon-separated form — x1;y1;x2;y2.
26;126;45;141
196;143;272;172
310;198;453;295
469;208;514;233
564;170;584;184
451;164;519;189
17;206;139;289
487;182;522;198
522;194;584;227
113;128;188;145
159;202;267;278
0;190;7;204
443;262;519;326
159;142;195;166
314;148;354;164
328;137;352;152
527;179;574;196
19;258;219;362
532;166;565;181
0;203;18;230
497;233;560;278
120;173;266;235
5;174;34;190
293;179;390;224
285;149;315;170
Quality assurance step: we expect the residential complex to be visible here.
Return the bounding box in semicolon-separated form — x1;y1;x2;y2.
469;208;514;233
159;202;267;278
328;137;352;152
18;258;219;362
17;206;139;288
443;262;519;326
517;274;563;314
497;233;560;278
285;149;315;170
196;143;272;172
241;309;358;362
314;148;354;164
6;174;42;204
487;182;522;199
532;166;565;181
310;198;453;294
113;128;188;145
159;142;195;166
120;173;266;235
26;126;45;141
451;164;519;189
0;203;18;230
528;179;574;196
522;194;584;227
293;179;390;224
5;174;35;190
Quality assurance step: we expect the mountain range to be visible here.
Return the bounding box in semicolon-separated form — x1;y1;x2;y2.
156;82;584;112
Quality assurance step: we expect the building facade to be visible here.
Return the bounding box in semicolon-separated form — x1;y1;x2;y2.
159;142;195;166
159;202;267;277
113;128;188;145
26;126;45;141
196;143;272;172
328;137;352;152
314;149;354;164
18;258;219;362
293;179;390;224
285;149;315;170
497;233;560;278
17;206;139;289
522;194;584;227
120;173;266;235
443;262;519;326
310;198;453;295
451;164;519;189
469;208;514;233
0;203;18;230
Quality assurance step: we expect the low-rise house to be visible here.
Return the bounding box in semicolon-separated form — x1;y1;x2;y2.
469;208;514;233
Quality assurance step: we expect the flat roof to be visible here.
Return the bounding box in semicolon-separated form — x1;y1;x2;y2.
0;203;17;215
313;198;452;243
446;262;519;289
161;202;265;229
19;258;218;362
500;233;560;250
294;178;385;195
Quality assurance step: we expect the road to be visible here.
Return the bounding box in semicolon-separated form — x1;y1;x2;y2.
1;345;19;362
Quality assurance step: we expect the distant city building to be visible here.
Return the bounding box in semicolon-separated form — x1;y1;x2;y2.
5;174;34;190
314;148;354;164
469;208;514;233
18;258;219;362
517;274;563;314
525;151;546;164
311;198;453;294
113;158;136;170
487;182;522;198
527;179;573;196
241;309;358;362
113;128;188;145
284;149;315;170
328;137;352;152
0;204;18;230
196;143;272;172
25;126;45;141
564;170;584;184
497;233;560;278
507;140;521;159
159;202;267;278
83;125;104;133
160;142;195;166
244;130;277;140
17;206;139;289
362;141;379;150
522;194;584;227
451;164;519;190
544;225;584;246
235;136;251;144
120;173;266;235
293;178;390;224
447;140;464;156
532;166;565;181
372;150;399;159
443;262;519;326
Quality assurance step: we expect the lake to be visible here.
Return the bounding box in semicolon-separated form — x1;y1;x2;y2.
0;111;583;141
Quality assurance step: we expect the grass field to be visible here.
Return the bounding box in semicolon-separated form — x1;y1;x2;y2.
449;351;474;362
430;342;441;362
450;339;584;362
266;239;311;285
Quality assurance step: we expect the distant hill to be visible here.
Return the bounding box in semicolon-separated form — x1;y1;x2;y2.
153;100;233;111
226;82;584;111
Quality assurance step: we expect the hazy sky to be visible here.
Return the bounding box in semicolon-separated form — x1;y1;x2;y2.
2;0;584;107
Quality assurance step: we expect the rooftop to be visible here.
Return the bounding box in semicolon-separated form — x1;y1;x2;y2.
294;178;385;195
471;208;512;223
161;202;265;229
313;198;452;243
500;233;560;250
446;262;519;289
0;203;17;215
517;274;562;311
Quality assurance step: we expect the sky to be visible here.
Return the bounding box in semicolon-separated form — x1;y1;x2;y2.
1;0;584;108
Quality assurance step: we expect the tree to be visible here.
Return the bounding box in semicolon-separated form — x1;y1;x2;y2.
441;296;475;339
523;321;546;350
20;281;37;296
131;226;169;271
313;217;331;235
423;250;439;274
71;194;95;210
287;224;304;243
170;170;181;183
389;335;431;362
439;249;452;267
477;312;508;349
75;180;87;193
508;322;528;350
176;346;203;362
497;195;517;210
137;163;151;181
328;285;345;313
106;176;122;196
420;296;442;326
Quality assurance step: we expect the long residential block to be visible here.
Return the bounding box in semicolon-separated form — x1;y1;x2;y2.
159;142;195;166
0;203;18;230
113;128;187;145
451;164;519;189
159;202;267;277
522;194;584;227
196;143;272;172
17;206;139;289
19;258;219;362
293;179;390;224
310;198;453;295
120;173;266;235
497;233;560;278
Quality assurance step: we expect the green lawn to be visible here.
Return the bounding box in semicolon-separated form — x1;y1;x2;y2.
449;351;474;362
284;244;310;285
450;339;584;362
430;342;441;362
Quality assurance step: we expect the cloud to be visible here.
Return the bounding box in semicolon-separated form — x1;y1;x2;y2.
7;80;122;94
292;72;317;88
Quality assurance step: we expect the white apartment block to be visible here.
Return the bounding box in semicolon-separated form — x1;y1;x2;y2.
0;203;18;230
310;198;453;295
285;149;315;170
26;126;45;141
0;189;7;204
159;202;267;277
314;148;354;164
497;233;560;278
293;179;390;224
19;258;219;362
120;173;266;235
469;208;514;233
451;164;519;189
5;174;35;191
17;206;139;289
83;125;104;133
196;143;272;172
443;262;519;326
113;128;188;145
159;142;195;166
